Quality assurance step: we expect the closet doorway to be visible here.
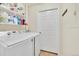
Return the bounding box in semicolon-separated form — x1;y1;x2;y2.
37;8;60;54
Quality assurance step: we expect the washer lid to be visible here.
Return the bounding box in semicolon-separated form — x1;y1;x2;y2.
0;31;40;47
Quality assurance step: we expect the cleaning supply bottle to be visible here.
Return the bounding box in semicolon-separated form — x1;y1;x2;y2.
16;16;21;32
26;20;29;32
20;16;25;31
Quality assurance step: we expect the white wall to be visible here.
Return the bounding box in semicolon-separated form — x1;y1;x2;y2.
28;3;79;55
28;3;61;31
28;3;62;55
61;3;79;55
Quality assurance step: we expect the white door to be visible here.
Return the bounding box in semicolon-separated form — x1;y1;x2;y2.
37;9;60;53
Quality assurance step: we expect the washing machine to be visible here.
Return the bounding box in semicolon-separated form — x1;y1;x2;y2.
0;31;40;56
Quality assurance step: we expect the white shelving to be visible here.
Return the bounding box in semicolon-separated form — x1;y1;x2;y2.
0;4;25;25
0;4;28;25
0;5;21;16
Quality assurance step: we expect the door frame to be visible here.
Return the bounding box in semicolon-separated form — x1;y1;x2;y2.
37;8;61;55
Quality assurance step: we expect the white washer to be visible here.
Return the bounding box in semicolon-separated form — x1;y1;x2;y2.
0;31;40;56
